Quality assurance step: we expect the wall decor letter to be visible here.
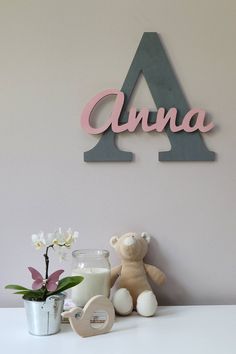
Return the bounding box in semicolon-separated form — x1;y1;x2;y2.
82;32;216;162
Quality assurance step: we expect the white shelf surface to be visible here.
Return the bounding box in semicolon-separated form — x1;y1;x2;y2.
1;306;236;354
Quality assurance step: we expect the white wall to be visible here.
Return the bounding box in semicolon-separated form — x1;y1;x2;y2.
0;0;235;307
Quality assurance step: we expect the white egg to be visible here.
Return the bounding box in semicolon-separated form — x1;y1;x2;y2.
136;290;157;317
112;288;133;315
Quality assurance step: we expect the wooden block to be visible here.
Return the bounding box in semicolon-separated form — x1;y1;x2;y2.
62;295;115;337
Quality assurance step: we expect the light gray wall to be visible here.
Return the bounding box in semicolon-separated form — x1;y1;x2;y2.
0;0;235;307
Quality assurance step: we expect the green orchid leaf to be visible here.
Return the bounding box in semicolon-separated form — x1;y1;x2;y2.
5;284;46;300
5;284;30;291
22;290;45;301
5;277;83;300
49;276;83;295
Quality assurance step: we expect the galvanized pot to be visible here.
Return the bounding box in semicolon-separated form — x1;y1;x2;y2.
24;293;65;336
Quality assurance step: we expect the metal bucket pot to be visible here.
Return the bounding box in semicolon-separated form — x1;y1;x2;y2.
24;293;65;336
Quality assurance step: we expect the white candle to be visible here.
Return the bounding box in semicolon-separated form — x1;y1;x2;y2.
71;267;110;307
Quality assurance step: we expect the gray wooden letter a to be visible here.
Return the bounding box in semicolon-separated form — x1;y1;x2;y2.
84;32;215;162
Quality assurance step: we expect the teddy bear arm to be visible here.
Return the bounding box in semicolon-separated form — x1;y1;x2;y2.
144;263;166;286
110;265;122;288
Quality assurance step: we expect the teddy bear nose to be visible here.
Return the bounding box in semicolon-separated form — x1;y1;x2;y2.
124;236;136;246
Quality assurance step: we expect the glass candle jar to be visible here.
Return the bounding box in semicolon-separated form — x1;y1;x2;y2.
71;249;111;307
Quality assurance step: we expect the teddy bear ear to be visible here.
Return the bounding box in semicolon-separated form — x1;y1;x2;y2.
141;232;151;243
110;235;119;248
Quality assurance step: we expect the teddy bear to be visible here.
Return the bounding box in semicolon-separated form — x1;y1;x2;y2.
110;232;166;317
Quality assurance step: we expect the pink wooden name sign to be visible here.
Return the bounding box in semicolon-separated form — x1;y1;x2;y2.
81;89;214;135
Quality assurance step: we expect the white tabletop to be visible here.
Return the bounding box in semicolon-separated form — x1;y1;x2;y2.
1;306;236;354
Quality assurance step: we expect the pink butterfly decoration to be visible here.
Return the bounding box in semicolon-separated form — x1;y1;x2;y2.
28;267;64;292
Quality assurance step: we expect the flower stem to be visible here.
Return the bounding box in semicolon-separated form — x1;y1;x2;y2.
42;245;54;300
44;245;54;279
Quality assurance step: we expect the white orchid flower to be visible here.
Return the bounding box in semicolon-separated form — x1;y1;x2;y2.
31;232;46;250
53;227;66;246
64;228;79;247
55;245;69;261
51;227;79;247
44;233;55;247
32;228;78;254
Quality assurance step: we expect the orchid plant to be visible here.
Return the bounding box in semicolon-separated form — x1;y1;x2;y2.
5;228;83;301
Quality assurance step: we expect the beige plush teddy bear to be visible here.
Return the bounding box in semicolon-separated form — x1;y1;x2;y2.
110;232;166;317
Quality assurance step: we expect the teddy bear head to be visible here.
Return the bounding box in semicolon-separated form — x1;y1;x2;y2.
110;232;151;261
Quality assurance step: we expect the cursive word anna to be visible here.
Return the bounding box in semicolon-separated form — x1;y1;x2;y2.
81;89;214;135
